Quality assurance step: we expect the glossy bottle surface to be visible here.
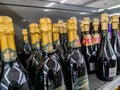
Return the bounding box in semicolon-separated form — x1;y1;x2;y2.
96;13;117;81
35;18;66;90
65;17;89;90
0;18;30;90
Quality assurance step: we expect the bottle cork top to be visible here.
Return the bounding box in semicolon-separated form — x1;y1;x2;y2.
53;23;59;33
68;17;77;30
100;13;109;23
111;15;119;23
22;29;28;35
93;18;99;25
29;23;39;33
39;18;52;32
83;17;90;25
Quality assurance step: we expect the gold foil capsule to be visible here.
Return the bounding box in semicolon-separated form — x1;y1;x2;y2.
39;18;52;32
22;29;28;35
53;23;59;33
111;15;119;29
68;17;77;30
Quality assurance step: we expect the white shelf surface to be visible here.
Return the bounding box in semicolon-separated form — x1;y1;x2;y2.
89;74;120;90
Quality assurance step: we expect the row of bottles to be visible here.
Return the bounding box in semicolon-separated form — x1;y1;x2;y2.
0;13;120;90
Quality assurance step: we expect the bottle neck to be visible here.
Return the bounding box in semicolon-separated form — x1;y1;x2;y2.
42;31;53;53
53;32;60;46
31;33;40;50
68;30;80;48
101;30;108;38
112;29;118;37
23;34;28;43
1;33;17;62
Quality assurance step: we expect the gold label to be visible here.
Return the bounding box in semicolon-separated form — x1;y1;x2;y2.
82;34;92;46
1;48;17;62
53;40;60;46
32;41;40;49
92;33;100;44
42;43;53;53
69;39;81;48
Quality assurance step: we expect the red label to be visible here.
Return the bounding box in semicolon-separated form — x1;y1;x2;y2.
82;35;92;46
92;34;100;44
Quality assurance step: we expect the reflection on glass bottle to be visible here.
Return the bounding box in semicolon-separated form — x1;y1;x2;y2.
96;13;117;81
82;17;95;74
35;18;66;90
0;16;31;90
27;23;42;88
65;17;89;90
92;18;101;73
111;15;120;75
21;29;32;69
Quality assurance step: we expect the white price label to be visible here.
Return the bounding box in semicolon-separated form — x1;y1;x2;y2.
109;67;117;77
90;63;95;71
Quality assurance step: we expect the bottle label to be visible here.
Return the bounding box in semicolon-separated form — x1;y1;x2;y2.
109;67;117;77
69;39;81;48
1;48;17;62
92;34;100;44
73;74;89;90
54;85;66;90
53;40;60;46
32;41;40;49
90;63;95;71
42;43;53;53
0;62;28;90
82;34;92;46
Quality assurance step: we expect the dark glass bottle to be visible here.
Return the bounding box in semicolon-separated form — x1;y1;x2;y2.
82;17;95;74
21;29;32;69
111;15;120;75
27;23;42;88
65;17;89;90
92;18;101;72
53;23;65;68
0;18;31;90
96;13;117;81
58;20;68;57
35;18;66;90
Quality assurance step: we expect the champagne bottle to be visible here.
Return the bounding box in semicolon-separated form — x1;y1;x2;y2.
58;20;68;56
111;15;120;75
82;17;95;74
27;23;42;88
0;16;31;90
35;18;66;90
80;21;84;43
92;18;101;72
65;17;89;90
96;13;117;81
21;29;32;69
53;23;65;67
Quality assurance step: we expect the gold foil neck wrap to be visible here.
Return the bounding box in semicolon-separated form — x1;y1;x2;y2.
83;17;90;32
111;15;119;30
39;18;52;32
100;13;109;30
58;20;64;33
93;18;99;31
80;21;84;32
53;23;59;33
63;23;67;33
68;17;77;31
29;23;39;33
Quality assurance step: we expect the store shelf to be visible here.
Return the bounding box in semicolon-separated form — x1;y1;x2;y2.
89;74;120;90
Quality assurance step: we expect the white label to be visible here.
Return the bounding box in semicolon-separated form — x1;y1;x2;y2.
90;63;95;71
109;67;117;77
